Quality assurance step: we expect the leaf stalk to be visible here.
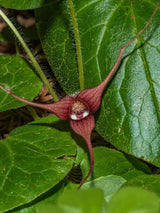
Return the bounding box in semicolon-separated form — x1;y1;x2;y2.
0;9;59;102
67;0;85;91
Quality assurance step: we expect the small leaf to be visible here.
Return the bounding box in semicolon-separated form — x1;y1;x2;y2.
0;0;53;9
0;116;76;212
82;175;126;202
107;187;160;213
0;55;43;112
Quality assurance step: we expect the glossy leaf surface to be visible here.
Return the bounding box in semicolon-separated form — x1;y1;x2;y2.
0;116;76;212
80;147;151;182
0;0;53;9
0;55;43;112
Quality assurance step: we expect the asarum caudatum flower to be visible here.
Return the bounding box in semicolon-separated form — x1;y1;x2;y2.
0;2;159;189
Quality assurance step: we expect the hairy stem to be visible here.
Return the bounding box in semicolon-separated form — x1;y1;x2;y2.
67;0;84;91
0;9;59;102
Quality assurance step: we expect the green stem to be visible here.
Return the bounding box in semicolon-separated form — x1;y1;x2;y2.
0;9;59;102
15;43;20;55
68;0;84;91
26;106;39;121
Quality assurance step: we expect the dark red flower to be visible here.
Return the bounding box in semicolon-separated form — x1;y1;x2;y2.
0;3;159;189
0;81;105;189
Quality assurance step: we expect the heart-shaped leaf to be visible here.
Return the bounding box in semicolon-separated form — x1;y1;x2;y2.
0;55;43;112
0;116;76;212
36;0;160;167
82;175;126;202
0;0;53;9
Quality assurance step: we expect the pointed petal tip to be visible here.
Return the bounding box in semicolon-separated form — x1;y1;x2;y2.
0;84;74;120
70;115;95;189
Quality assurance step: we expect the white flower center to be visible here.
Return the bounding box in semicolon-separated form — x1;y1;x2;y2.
70;99;89;120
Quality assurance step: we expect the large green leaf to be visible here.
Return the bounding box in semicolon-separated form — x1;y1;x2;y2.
0;55;43;112
0;0;53;9
81;147;151;183
0;116;76;212
36;0;160;166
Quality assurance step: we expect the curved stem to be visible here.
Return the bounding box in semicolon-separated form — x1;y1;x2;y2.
0;9;59;102
68;0;84;91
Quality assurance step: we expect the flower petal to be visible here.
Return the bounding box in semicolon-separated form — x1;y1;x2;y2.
77;83;104;113
46;97;74;120
0;85;73;120
70;115;95;188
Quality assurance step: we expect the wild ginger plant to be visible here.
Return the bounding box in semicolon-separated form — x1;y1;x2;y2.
0;1;160;212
